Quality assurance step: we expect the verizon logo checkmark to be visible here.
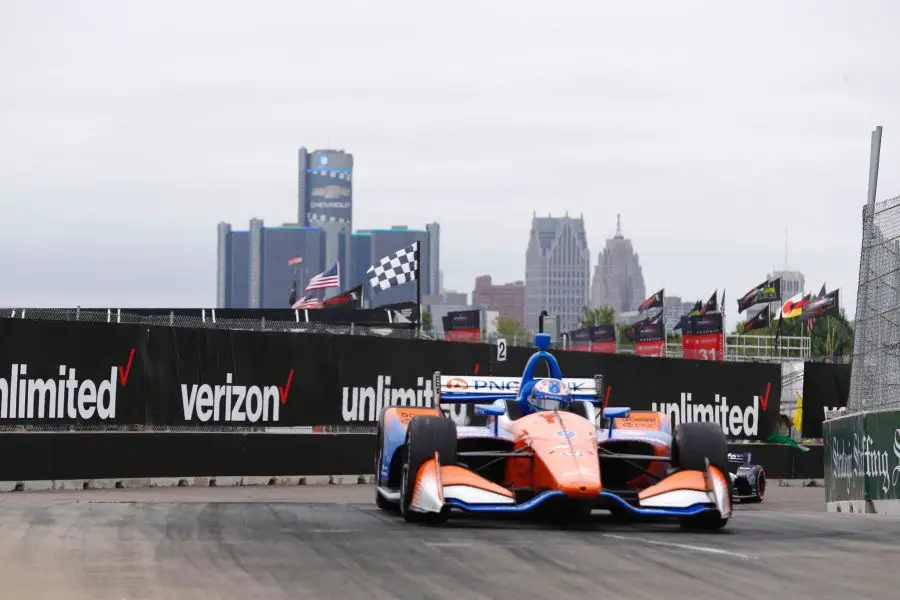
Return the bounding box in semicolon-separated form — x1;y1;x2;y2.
760;382;771;411
118;348;136;386
279;369;295;405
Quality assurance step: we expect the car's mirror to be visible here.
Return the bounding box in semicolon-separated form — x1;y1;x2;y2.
602;407;631;420
474;404;506;417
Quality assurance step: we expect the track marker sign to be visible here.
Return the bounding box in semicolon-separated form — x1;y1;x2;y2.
497;338;507;362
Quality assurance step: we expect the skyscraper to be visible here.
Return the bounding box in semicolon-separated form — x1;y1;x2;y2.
298;147;353;270
524;213;591;333
590;215;646;314
216;222;232;308
216;219;326;309
426;222;441;297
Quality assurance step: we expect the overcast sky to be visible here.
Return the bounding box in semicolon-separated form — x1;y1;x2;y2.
2;0;899;323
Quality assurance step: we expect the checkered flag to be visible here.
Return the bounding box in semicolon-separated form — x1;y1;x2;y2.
367;241;419;293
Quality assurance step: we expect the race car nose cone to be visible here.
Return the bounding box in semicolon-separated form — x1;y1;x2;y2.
522;411;601;499
554;456;601;499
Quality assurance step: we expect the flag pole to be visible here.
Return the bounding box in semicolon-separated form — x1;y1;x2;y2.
721;288;727;361
662;292;668;358
415;241;422;337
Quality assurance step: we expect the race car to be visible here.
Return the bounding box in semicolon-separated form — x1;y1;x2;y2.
727;451;766;503
373;333;733;530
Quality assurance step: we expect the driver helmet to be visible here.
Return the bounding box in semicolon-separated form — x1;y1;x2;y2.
528;378;572;412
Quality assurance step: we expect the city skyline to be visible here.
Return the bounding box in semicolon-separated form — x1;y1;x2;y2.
4;1;898;316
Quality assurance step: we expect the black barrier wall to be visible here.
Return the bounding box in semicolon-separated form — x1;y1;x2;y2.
801;362;850;438
0;434;822;482
0;318;791;440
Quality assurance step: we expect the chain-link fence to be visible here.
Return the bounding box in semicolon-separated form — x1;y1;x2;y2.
1;307;815;356
0;307;420;339
847;194;900;412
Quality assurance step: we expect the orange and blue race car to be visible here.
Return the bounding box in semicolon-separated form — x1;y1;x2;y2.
373;333;733;530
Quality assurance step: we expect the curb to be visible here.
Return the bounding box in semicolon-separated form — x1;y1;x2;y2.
0;474;378;492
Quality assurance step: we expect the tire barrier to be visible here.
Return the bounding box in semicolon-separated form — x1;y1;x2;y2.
801;362;850;438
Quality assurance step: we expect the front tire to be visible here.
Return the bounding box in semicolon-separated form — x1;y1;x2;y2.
681;512;728;531
747;468;766;503
671;421;729;474
374;408;398;512
400;416;457;524
672;422;730;531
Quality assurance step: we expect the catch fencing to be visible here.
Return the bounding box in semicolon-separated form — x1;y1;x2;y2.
847;194;900;412
3;307;418;339
2;308;811;362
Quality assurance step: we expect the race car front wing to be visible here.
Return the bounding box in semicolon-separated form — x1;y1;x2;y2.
407;455;732;520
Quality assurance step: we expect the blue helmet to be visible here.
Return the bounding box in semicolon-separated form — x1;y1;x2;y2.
527;378;572;412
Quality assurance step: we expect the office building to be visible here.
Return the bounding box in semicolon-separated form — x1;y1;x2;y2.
662;296;697;333
769;269;806;299
338;232;375;293
524;212;591;333
217;222;233;308
426;222;441;297
472;275;525;326
424;291;468;306
298;147;353;269
217;219;326;309
590;215;647;314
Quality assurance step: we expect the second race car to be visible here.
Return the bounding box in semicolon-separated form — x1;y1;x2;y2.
727;451;766;503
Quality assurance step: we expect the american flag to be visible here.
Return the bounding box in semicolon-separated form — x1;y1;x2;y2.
807;283;827;332
305;263;340;292
291;296;324;309
288;256;303;266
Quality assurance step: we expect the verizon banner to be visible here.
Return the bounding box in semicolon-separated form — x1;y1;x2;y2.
682;313;724;361
589;325;617;354
0;315;781;440
442;310;481;343
0;319;148;425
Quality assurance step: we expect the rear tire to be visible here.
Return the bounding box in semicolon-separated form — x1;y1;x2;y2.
400;416;457;524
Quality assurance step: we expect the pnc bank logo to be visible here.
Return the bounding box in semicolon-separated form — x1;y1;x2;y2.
446;378;470;390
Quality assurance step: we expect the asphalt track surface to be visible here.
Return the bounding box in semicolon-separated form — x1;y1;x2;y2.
0;485;897;599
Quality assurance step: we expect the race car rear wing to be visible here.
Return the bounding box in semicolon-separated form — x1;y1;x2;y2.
727;452;752;465
432;372;604;404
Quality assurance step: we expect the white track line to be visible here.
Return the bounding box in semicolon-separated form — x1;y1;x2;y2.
424;542;474;548
309;529;358;534
602;534;757;560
